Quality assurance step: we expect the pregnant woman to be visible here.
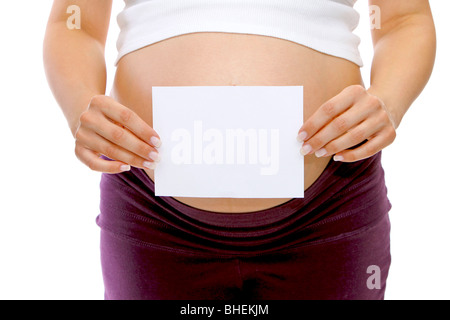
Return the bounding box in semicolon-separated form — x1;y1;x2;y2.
44;0;435;300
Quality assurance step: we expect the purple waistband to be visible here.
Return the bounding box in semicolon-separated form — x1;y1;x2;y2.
138;157;336;228
136;151;383;227
98;151;391;250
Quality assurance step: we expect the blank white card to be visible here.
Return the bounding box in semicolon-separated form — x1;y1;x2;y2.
152;86;304;198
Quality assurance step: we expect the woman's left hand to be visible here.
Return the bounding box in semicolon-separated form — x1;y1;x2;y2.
296;85;397;162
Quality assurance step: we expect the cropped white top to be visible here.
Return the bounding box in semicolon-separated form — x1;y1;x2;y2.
116;0;363;67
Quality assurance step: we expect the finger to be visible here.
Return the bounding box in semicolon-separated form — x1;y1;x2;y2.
75;143;131;173
312;117;383;158
300;96;380;155
333;132;389;163
88;113;161;164
78;128;159;170
297;85;365;141
302;96;383;157
92;96;162;148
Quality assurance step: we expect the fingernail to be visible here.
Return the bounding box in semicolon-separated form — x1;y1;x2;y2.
120;164;131;171
149;151;161;162
297;131;307;143
315;148;327;158
333;155;344;161
300;144;312;156
143;161;157;169
151;136;162;148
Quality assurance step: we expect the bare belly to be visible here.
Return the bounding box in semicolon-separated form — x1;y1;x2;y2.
111;32;363;213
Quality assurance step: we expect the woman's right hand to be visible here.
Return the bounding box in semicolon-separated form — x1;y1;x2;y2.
74;95;162;173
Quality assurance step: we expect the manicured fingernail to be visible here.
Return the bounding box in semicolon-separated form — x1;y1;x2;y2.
149;151;161;162
334;155;344;161
315;148;327;158
151;136;162;148
297;131;307;142
120;164;131;171
300;144;312;156
143;161;157;169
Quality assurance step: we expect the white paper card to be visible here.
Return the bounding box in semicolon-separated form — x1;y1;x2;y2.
152;86;304;198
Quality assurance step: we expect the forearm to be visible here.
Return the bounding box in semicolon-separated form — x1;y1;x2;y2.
368;13;436;130
43;22;107;137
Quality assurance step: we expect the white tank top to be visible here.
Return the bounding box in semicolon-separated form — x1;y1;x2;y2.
116;0;363;67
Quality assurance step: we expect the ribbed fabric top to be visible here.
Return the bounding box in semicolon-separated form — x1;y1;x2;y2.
116;0;363;67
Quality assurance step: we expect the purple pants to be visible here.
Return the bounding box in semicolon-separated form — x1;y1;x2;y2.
97;151;392;300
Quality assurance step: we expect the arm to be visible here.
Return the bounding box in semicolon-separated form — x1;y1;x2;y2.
44;0;162;173
296;0;436;162
368;0;436;130
43;0;112;137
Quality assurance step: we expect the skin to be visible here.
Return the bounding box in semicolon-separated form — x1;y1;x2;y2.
298;0;436;162
44;0;435;212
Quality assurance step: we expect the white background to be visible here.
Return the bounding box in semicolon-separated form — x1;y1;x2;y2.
0;0;448;300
